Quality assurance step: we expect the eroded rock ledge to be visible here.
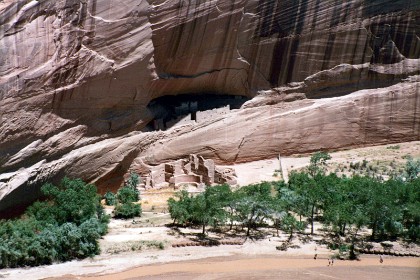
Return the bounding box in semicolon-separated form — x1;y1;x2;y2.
0;0;419;214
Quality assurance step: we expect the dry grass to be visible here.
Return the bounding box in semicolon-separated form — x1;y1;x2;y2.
284;141;420;180
102;240;167;254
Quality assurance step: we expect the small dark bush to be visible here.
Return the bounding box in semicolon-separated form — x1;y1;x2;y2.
114;203;141;219
117;187;139;204
104;191;116;206
386;145;400;150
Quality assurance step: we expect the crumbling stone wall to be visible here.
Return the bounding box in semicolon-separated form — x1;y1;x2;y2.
142;154;236;189
196;105;230;123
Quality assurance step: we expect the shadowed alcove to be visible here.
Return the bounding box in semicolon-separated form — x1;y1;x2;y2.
146;94;250;131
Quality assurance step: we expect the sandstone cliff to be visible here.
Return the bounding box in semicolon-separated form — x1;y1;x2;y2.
0;0;419;214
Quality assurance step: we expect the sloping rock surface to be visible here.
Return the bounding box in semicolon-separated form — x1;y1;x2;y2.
0;0;419;214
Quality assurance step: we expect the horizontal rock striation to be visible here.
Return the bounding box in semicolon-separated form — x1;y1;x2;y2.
0;0;419;214
143;77;420;164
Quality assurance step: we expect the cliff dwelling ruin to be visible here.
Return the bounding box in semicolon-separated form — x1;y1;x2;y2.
138;154;237;190
146;94;249;131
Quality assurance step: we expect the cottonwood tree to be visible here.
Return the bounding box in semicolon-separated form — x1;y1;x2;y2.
308;151;331;178
114;172;141;219
280;214;306;241
190;185;230;235
323;176;369;237
168;185;231;235
234;183;276;236
1;178;108;268
288;172;325;235
168;190;192;226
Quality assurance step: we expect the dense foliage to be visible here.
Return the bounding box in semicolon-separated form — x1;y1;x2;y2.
104;191;116;206
109;172;142;219
0;178;108;268
168;185;232;234
168;155;420;242
114;202;141;219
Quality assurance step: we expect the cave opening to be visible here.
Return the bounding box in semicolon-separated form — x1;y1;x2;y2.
146;93;250;131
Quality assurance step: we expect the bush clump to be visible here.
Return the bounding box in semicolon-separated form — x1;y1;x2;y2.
114;203;141;219
112;172;142;219
104;191;116;206
0;178;109;268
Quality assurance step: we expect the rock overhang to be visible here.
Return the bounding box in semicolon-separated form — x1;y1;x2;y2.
0;0;419;215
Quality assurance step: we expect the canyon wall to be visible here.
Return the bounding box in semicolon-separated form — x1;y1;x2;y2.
0;0;419;214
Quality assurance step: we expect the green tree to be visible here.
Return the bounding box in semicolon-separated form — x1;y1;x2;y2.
361;177;401;240
190;185;231;235
117;186;139;204
114;203;141;219
168;190;192;226
273;182;298;236
323;176;369;237
288;172;327;235
305;152;331;234
226;190;241;231
405;157;420;181
0;178;108;268
113;172;141;219
280;214;306;241
26;177;101;226
308;152;331;177
168;185;231;235
126;172;140;188
395;178;420;241
234;183;275;236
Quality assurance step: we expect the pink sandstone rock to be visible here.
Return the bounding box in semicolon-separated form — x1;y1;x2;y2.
0;0;419;214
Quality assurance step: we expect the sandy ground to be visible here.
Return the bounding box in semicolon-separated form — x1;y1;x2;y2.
3;239;418;280
0;236;318;280
76;255;420;280
230;159;282;186
2;216;419;280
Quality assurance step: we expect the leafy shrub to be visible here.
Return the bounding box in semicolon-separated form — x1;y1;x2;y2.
104;191;116;206
26;178;100;226
117;186;139;204
405;157;420;181
407;224;420;242
339;244;349;253
168;190;191;225
126;172;140;190
112;173;142;219
114;203;141;219
0;178;108;268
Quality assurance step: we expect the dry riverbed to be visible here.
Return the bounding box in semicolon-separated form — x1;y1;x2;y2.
2;214;419;280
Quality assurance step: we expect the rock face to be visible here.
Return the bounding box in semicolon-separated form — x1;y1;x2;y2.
0;0;419;215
